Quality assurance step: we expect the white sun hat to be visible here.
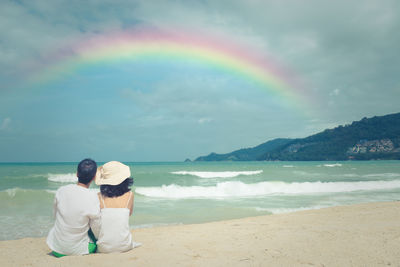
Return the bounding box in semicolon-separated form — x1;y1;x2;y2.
95;161;131;186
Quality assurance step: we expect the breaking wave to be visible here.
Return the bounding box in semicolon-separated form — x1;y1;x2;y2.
170;170;263;178
136;180;400;199
255;206;328;214
0;188;55;199
47;173;77;183
323;163;342;167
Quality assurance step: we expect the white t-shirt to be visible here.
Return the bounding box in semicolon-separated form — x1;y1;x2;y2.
46;184;101;255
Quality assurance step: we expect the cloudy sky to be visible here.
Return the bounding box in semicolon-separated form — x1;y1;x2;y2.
0;0;399;162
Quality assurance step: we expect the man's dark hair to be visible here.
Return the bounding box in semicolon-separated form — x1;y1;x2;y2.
77;158;97;185
100;178;133;197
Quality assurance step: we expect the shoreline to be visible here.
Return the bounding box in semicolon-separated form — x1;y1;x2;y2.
1;201;400;266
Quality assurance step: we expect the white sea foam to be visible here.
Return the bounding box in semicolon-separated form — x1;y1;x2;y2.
5;188;18;197
343;174;359;177
136;180;400;199
47;173;77;183
2;188;38;198
292;171;322;177
362;173;400;178
323;163;342;167
262;206;328;214
283;165;294;168
1;188;55;198
171;170;263;178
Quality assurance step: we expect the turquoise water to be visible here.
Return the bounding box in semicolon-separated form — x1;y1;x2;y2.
1;161;400;240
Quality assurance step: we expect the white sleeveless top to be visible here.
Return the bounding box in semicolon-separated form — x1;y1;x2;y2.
97;192;134;253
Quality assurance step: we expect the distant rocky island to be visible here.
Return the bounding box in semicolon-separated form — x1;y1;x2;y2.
194;112;400;161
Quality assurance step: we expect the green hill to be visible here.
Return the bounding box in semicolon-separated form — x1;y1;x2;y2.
194;112;400;161
195;138;293;161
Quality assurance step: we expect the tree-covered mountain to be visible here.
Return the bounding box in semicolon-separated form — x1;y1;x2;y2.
195;138;293;161
194;112;400;161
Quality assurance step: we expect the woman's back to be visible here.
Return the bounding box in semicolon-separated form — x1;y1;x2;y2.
97;191;134;253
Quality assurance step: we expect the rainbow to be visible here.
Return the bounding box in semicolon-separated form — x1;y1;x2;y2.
29;28;313;111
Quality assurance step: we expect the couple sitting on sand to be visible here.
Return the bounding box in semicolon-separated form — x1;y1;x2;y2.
46;159;140;257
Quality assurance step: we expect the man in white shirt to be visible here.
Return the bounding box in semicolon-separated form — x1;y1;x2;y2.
47;158;101;257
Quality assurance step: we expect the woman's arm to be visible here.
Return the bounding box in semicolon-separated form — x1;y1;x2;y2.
52;196;57;218
129;192;134;216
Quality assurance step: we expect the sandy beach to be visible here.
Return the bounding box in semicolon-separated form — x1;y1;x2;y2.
1;201;400;267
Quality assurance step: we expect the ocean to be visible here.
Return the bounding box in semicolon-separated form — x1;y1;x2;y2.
1;160;400;241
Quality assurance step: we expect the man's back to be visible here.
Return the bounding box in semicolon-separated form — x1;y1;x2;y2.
47;184;100;255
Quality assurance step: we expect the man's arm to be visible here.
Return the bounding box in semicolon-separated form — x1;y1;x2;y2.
89;194;102;239
89;215;101;239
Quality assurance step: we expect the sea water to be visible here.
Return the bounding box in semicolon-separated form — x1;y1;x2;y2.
1;161;400;240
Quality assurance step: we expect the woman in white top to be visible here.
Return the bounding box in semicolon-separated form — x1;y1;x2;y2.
95;161;140;253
